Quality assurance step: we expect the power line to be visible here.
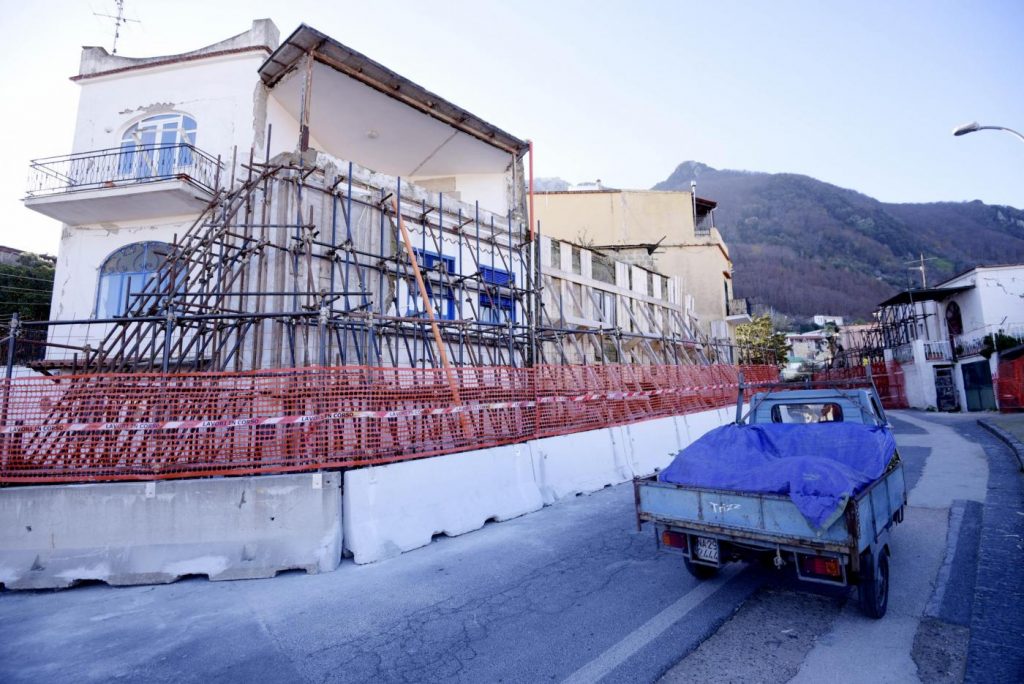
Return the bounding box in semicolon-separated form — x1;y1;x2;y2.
0;285;54;295
0;274;55;284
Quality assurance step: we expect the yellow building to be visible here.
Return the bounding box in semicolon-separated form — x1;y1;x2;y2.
534;189;750;341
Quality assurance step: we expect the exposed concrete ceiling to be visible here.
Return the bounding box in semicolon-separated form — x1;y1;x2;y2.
270;64;515;177
261;24;528;178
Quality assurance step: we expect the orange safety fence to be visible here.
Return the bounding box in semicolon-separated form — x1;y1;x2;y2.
995;356;1024;412
811;362;909;410
0;363;778;485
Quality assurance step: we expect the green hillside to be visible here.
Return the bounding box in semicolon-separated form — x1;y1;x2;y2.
654;162;1024;320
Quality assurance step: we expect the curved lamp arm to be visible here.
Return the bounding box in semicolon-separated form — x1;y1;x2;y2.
953;121;1024;143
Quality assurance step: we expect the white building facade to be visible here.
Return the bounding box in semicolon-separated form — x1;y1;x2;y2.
24;20;534;371
879;264;1024;411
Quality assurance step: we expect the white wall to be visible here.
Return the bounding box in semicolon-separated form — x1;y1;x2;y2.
263;95;328;161
72;52;267;164
47;216;196;360
395;221;526;325
440;173;509;217
942;266;1024;338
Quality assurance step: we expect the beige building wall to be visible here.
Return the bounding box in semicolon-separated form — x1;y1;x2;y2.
534;190;742;338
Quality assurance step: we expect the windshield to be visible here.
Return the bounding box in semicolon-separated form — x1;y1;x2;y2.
770;403;844;423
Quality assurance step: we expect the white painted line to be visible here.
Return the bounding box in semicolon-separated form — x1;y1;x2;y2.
562;564;744;684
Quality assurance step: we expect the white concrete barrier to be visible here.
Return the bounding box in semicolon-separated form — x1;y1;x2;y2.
620;416;685;477
0;472;342;590
1;406;743;580
717;406;739;426
343;443;542;564
683;410;723;443
530;428;633;505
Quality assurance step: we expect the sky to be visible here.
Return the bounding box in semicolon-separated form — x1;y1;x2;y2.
2;0;1022;255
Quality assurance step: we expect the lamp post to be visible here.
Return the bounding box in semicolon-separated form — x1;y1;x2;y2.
952;121;1024;143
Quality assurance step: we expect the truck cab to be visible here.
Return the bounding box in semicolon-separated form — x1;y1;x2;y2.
746;386;889;427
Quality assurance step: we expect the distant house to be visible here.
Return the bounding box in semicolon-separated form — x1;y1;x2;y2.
812;315;844;328
786;330;828;363
533;188;749;345
874;264;1024;411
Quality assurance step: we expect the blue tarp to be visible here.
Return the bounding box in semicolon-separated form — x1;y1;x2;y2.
658;423;896;530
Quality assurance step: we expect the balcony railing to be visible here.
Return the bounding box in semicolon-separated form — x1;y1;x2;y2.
893;342;915;364
727;297;750;317
26;143;221;198
954;323;1024;358
923;340;952;362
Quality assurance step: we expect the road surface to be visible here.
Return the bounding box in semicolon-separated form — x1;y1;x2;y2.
0;411;1020;682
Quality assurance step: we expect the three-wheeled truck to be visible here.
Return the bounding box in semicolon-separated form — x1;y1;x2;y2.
634;381;906;618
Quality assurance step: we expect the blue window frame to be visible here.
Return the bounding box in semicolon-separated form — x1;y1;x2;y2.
119;113;198;180
479;266;515;324
96;241;171;317
406;249;456;320
480;292;515;324
480;265;514;287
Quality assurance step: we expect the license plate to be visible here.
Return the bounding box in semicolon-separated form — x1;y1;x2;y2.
694;536;719;564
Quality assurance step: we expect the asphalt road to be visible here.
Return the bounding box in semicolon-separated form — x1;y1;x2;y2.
0;410;1020;683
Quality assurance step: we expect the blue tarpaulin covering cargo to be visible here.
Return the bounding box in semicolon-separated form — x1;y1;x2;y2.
658;423;897;530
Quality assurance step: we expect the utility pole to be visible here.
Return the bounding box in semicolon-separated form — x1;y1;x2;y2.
94;1;140;55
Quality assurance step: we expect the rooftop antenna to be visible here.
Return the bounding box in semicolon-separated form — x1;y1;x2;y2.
94;0;140;55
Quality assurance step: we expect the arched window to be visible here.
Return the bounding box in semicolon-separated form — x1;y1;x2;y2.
96;242;170;317
118;113;197;180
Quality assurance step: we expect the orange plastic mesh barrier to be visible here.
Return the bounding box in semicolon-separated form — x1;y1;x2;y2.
812;362;909;410
996;356;1024;412
0;363;778;484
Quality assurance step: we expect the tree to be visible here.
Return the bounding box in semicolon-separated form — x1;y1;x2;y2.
0;252;54;322
735;314;789;366
0;252;55;364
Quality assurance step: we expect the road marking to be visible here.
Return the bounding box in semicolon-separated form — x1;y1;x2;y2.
562;564;744;684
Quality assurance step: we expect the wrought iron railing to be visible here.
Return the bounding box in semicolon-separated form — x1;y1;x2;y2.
26;143;221;198
954;323;1024;358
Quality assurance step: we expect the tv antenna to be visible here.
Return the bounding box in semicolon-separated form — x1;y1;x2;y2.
94;1;140;55
905;253;937;289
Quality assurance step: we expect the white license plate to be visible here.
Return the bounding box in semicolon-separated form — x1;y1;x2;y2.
694;536;719;564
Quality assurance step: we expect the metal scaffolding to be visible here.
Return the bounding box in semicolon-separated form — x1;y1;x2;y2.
12;149;738;376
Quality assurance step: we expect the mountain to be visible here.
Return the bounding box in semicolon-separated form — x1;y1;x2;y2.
654;162;1024;321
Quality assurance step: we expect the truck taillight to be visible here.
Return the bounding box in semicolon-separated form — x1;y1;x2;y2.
661;530;687;550
798;554;842;578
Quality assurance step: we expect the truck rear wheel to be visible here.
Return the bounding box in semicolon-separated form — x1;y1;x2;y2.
684;557;720;580
860;549;889;619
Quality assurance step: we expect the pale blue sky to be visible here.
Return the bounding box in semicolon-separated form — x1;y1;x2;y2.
2;0;1022;254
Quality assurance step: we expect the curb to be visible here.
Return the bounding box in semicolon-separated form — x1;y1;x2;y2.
977;419;1024;471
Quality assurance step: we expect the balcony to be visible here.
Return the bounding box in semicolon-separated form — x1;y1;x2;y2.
24;143;221;225
953;323;1024;359
923;340;952;362
726;297;751;321
893;342;915;364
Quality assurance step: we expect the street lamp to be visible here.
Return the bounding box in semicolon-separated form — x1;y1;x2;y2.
952;121;1024;143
